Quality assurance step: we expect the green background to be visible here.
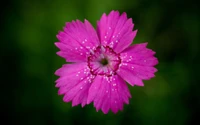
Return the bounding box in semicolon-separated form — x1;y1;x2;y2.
1;0;199;124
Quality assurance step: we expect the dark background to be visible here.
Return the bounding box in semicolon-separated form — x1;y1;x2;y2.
1;0;200;125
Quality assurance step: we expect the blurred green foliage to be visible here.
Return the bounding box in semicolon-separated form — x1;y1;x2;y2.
1;0;199;125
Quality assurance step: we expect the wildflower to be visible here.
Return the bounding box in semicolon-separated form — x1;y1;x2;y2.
55;10;158;114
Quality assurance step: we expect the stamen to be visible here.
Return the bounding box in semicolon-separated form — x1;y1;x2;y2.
101;46;105;52
100;54;104;58
90;49;94;55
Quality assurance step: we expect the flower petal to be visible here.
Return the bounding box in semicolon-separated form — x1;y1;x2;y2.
55;62;89;88
90;75;131;114
87;75;102;104
68;79;91;107
121;43;158;66
117;43;158;86
56;19;100;62
97;10;137;53
55;62;94;106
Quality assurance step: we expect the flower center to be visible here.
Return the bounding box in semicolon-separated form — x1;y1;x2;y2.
87;46;121;76
100;58;109;66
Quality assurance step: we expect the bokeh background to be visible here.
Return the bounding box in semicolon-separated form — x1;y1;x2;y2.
1;0;200;124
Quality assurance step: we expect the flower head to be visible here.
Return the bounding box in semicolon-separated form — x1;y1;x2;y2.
55;10;158;114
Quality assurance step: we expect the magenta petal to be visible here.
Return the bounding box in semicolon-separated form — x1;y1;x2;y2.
117;43;158;86
63;73;94;104
109;75;131;113
117;75;132;104
97;10;137;53
55;62;94;106
87;75;103;104
117;66;144;86
93;77;108;111
110;81;122;113
56;20;100;62
91;75;131;114
63;78;87;103
121;42;158;66
55;62;87;77
55;62;89;88
100;80;111;114
118;63;157;81
70;80;90;107
55;42;86;62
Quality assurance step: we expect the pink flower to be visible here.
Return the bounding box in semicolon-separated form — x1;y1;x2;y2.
55;10;158;114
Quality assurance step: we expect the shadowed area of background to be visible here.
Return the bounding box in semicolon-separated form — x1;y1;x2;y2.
1;0;199;125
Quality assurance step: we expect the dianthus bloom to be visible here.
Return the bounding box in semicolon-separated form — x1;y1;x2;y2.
55;10;158;114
